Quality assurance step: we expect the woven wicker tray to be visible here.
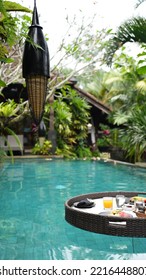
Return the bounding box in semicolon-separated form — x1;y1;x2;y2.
65;191;146;237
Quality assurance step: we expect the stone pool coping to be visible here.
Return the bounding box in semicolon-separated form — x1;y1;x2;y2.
5;154;146;169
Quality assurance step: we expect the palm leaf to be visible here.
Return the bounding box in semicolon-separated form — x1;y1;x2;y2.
4;1;31;13
104;17;146;65
136;79;146;91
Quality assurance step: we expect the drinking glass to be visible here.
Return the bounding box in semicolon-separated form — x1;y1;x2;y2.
116;195;125;208
134;200;144;212
103;197;113;210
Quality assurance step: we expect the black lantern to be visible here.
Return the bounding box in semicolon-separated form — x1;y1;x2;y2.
22;0;50;125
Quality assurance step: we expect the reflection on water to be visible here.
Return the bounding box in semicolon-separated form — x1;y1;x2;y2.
0;159;146;260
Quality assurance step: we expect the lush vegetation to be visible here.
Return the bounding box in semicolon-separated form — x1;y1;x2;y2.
43;85;93;158
1;0;146;162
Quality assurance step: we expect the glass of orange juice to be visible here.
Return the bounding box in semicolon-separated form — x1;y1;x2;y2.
103;197;113;210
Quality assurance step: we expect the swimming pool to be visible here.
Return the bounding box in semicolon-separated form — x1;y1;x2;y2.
0;158;146;260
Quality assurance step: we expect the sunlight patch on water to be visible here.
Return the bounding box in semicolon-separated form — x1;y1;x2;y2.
55;185;66;190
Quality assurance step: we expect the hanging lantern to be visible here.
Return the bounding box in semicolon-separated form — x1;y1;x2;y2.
22;0;50;125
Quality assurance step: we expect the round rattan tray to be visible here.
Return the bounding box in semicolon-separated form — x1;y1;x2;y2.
65;191;146;237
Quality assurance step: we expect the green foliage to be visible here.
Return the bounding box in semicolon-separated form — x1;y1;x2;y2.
97;124;122;150
104;17;146;66
1;11;31;48
75;145;92;158
53;100;72;136
80;69;109;102
81;48;144;111
0;100;19;142
104;49;146;112
3;1;31;12
55;145;76;159
0;0;31;86
69;92;90;142
0;99;17;118
0;1;31;47
44;85;91;158
0;79;6;87
97;136;111;148
119;107;146;162
103;29;146;162
110;111;130;126
0;0;6;15
0;43;8;62
137;44;146;75
32;140;52;155
0;99;25;139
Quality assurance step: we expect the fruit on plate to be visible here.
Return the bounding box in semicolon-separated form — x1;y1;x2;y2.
130;196;146;203
112;209;121;216
119;211;133;218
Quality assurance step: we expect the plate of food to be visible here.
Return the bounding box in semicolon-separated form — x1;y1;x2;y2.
98;211;112;216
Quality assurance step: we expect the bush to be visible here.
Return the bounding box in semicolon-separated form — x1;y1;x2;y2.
32;140;52;155
75;146;92;158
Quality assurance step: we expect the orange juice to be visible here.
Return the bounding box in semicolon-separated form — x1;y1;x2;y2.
103;197;113;209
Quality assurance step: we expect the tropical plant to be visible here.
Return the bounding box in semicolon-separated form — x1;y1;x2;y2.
75;145;92;158
44;85;91;158
80;46;146;111
79;69;111;104
68;89;91;142
0;0;31;86
0;99;26;132
106;50;146;110
96;123;122;150
55;144;76;159
104;17;146;66
104;51;146;162
118;106;146;162
32;140;52;155
0;99;19;133
0;99;27;160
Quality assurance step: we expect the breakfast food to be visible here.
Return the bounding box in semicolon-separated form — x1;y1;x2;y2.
130;196;146;203
119;211;133;218
111;209;135;218
112;209;121;216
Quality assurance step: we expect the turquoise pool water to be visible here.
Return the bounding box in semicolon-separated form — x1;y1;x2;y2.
0;158;146;260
